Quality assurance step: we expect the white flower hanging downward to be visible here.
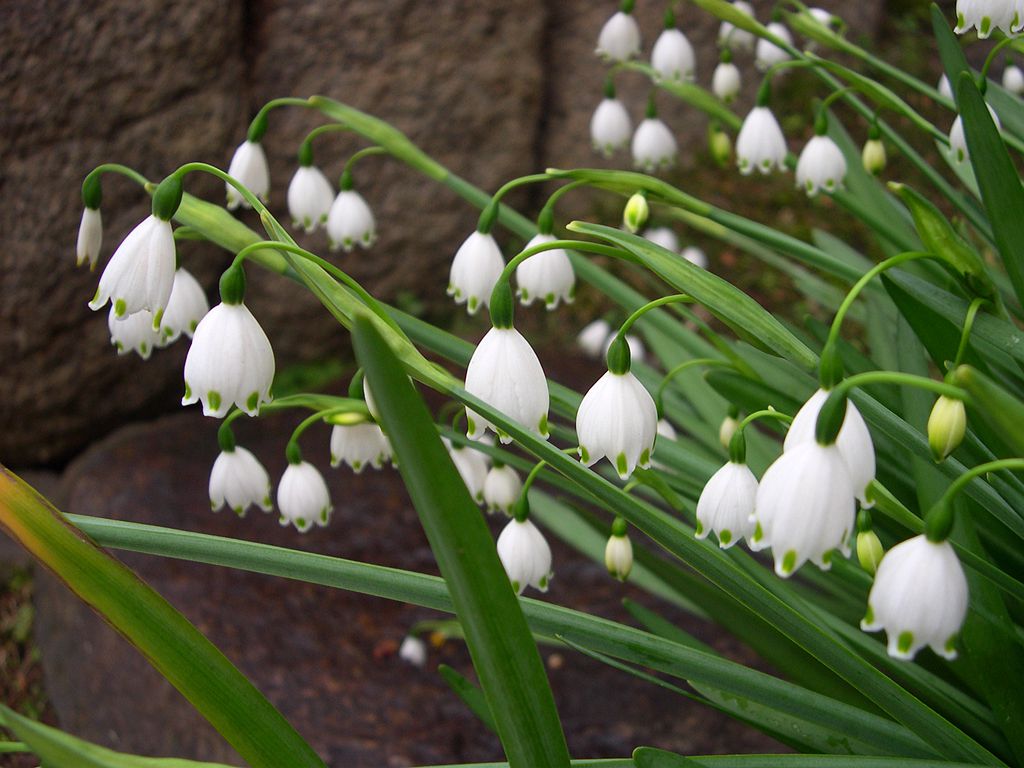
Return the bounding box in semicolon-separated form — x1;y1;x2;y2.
736;84;788;176
278;451;333;533
448;230;505;315
516;232;575;309
696;460;758;548
796;113;847;197
327;169;377;251
330;421;392;472
1003;63;1024;94
77;207;102;269
596;0;641;62
445;438;489;504
651;8;696;83
209;428;273;516
632;98;678;172
226;138;270;210
108;307;160;359
578;319;612;359
712;51;742;103
464;283;550;443
158;267;210;347
590;84;633;157
755;22;793;71
718;1;756;51
497;511;553;595
949;103;1001;164
287;157;334;234
577;335;658;480
483;463;523;515
862;534;969;660
182;263;275;418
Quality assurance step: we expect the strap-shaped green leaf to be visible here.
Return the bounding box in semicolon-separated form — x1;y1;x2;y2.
0;470;324;768
350;314;571;768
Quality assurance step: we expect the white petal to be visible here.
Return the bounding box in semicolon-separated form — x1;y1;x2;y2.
209;446;273;515
632;118;678;172
77;208;102;268
159;268;210;346
596;11;641;62
287;166;334;233
516;234;575;309
576;371;657;479
326;189;377;251
695;462;758;547
277;461;333;531
448;231;505;315
226;141;270;209
651;28;696;83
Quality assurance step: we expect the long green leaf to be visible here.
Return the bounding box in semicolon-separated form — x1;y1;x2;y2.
350;315;571;768
0;470;324;768
439;665;498;733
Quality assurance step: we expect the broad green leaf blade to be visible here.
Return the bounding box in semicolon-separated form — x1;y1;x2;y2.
633;747;698;767
351;315;571;768
954;365;1024;456
0;470;324;768
933;5;971;110
439;665;497;733
957;73;1024;308
0;705;233;767
566;222;818;370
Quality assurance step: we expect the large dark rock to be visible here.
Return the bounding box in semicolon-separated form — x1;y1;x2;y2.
32;411;780;764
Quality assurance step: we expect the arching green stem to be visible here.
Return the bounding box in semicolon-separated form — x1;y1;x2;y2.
981;37;1019;86
250;97;314;138
833;371;968;402
478;173;553;233
287;406;358;453
926;458;1024;541
655;358;733;414
82;164;151;209
729;408;794;463
298;123;350;164
953;298;987;369
496;239;638;289
616;295;694;345
537;180;590;233
172;161;270;220
737;407;794;433
818;85;858;113
340;146;390;187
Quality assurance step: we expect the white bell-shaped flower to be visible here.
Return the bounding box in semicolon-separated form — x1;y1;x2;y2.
682;246;708;269
464;326;550;443
755;22;793;71
752;441;856;576
718;1;756;51
651;28;696;83
277;460;333;532
77;208;102;269
108;307;160;360
643;227;680;252
327;190;377;251
796;135;847;196
784;388;876;506
497;518;553;594
287;165;334;233
158;267;209;347
330;422;392;472
578;319;612;359
577;370;658;479
712;61;742;103
696;461;758;548
949;103;1001;164
398;636;427;667
445;439;489;504
209;446;273;516
182;301;275;418
736;106;788;175
861;535;969;660
89;215;176;325
955;0;1016;37
226;140;269;210
596;10;641;62
809;7;835;25
632;118;678;171
448;231;505;315
605;532;634;581
590;97;633;157
1004;63;1024;94
483;464;522;515
516;233;575;309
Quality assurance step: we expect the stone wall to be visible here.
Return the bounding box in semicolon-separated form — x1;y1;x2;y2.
0;0;882;466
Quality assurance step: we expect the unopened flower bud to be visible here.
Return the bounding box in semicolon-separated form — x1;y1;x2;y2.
862;138;887;176
857;529;885;575
623;192;649;233
605;517;633;581
718;414;740;450
928;396;967;461
708;123;732;167
398;635;427;667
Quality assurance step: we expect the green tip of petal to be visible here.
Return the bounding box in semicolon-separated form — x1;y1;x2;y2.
579;446;590;463
945;635;958;654
639;448;651;467
246;391;259;412
183;382;192;399
863;605;875;626
752;522;764;543
616;453;629;477
781;549;797;575
114;298;127;318
511;580;520;593
898;631;914;654
695;521;705;536
207;390;222;412
719;529;732;545
538;413;549;437
466;416;477;435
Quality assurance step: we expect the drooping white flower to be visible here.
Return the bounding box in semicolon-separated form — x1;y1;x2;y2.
464;327;550;443
861;535;969;660
955;0;1016;38
577;371;658;479
949;103;1001;163
89;215;176;325
596;11;641;62
1003;64;1024;94
605;532;634;581
784;388;875;506
578;319;612;359
209;446;273;516
651;28;696;83
287;165;334;233
632;118;678;172
516;233;575;309
590;97;633;157
696;461;758;548
182;302;275;418
736;106;788;175
483;464;523;515
445;439;489;504
755;23;794;71
718;1;756;51
682;246;708;269
398;635;427;667
751;441;857;576
712;61;742;103
938;74;953;101
277;460;333;532
330;422;392;472
643;227;680;252
108;307;160;360
226;140;270;210
77;208;102;269
796;135;847;196
809;7;835;25
326;190;377;251
448;231;505;315
497;518;553;594
158;267;209;347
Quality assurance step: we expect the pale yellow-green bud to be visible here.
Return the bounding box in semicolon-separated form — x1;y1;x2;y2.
718;415;740;450
604;532;634;582
709;125;732;168
928;396;967;461
862;138;886;176
856;530;885;575
623;192;649;234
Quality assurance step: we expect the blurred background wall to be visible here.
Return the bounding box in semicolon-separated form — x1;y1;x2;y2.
0;0;884;467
